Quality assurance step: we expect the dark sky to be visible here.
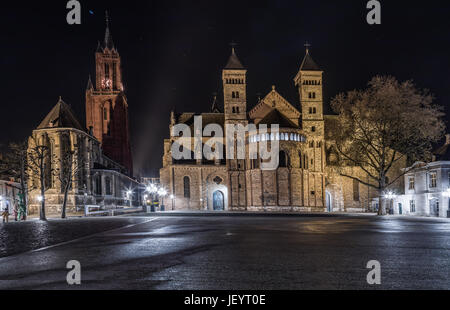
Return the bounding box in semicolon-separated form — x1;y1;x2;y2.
1;1;450;177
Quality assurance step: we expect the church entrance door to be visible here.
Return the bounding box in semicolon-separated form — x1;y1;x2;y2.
213;191;224;211
326;192;332;212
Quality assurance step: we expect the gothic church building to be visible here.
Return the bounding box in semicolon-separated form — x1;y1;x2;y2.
27;15;138;215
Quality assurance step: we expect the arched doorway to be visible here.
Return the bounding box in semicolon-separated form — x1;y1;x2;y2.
326;192;332;212
213;191;224;211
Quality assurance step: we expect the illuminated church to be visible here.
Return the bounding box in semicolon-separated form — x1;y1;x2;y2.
160;46;382;212
27;14;140;215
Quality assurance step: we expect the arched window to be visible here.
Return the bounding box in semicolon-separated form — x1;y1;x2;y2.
232;92;236;98
235;91;240;99
279;151;289;168
299;151;303;169
232;107;236;113
183;176;190;198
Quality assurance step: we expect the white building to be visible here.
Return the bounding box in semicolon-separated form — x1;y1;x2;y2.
393;136;450;218
0;180;21;213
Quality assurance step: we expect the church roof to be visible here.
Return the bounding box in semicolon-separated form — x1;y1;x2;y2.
299;49;321;71
224;48;245;70
37;98;84;131
258;109;298;129
175;113;225;129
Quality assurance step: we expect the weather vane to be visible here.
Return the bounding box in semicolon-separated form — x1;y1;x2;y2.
305;42;311;53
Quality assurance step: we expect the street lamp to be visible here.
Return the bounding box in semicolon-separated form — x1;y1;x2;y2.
126;190;132;207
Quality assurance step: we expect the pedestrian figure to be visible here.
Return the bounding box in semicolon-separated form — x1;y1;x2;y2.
2;206;9;223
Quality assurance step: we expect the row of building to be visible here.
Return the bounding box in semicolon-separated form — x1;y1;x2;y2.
1;12;449;218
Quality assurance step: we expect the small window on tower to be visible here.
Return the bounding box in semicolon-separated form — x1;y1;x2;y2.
104;63;110;79
236;92;240;99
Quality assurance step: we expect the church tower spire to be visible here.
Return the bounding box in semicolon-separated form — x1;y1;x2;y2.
85;11;133;175
222;44;248;210
223;44;247;122
103;11;114;50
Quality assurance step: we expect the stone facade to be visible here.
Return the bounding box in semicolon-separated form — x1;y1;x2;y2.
160;47;388;212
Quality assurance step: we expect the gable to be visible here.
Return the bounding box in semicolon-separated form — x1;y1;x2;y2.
249;88;300;126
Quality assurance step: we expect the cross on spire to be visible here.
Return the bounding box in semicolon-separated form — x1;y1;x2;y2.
304;42;311;54
230;41;238;54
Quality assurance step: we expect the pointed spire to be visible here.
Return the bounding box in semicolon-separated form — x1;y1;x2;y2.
224;43;245;70
299;42;320;71
103;10;114;50
86;75;94;90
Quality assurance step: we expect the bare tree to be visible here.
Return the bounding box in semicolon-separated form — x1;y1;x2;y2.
27;136;52;221
330;76;445;215
53;148;85;219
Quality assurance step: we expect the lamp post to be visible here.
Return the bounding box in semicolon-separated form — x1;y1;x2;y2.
443;189;450;218
126;190;132;208
146;184;158;212
158;188;167;211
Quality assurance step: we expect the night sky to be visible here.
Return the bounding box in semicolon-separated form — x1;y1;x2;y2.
1;1;450;177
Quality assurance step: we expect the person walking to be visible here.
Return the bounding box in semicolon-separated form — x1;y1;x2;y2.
2;205;9;223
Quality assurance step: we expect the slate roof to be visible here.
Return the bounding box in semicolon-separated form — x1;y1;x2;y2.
175;113;225;130
257;109;298;129
224;48;245;70
299;50;321;71
37;98;84;131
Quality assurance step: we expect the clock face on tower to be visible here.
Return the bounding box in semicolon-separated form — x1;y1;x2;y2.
101;78;112;89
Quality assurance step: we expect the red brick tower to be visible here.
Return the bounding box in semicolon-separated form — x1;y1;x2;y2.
86;12;133;175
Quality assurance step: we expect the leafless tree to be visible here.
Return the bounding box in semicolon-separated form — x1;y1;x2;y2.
52;148;85;219
330;76;445;215
27;136;52;221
